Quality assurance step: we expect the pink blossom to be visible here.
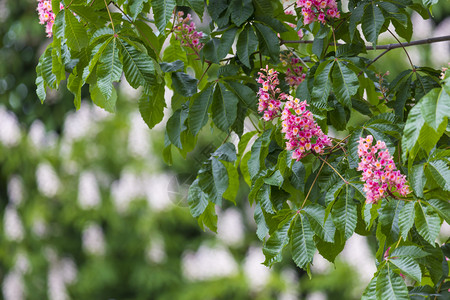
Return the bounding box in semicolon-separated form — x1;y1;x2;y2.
256;66;286;121
358;135;410;204
174;11;204;52
36;0;62;37
296;0;340;25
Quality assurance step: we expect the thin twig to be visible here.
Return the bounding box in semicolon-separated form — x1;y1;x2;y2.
280;35;450;50
103;0;115;32
358;48;391;77
317;156;348;184
248;115;261;133
384;26;415;71
300;159;326;210
198;63;212;86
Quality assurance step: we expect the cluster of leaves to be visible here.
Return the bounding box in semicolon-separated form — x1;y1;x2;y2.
36;0;449;298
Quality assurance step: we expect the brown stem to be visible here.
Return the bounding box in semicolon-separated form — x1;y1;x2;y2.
280;35;450;50
300;158;326;210
384;26;415;71
198;63;212;86
317;156;348;184
104;0;115;32
358;48;390;77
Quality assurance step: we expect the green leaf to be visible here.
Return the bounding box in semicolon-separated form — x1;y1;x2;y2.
402;102;424;156
414;202;441;245
160;60;184;73
65;10;89;51
188;84;215;135
257;184;273;213
290;160;306;191
349;3;365;41
153;0;176;34
361;276;377;300
379;199;404;244
97;38;123;100
139;85;166;129
361;2;385;46
252;0;272;15
197;202;218;232
263;215;293;266
188;179;209;217
291;214;316;269
398;201;415;240
303;204;335;243
167;106;188;148
264;170;284;187
248;129;272;180
212;83;239;132
236;25;258;68
376;265;409;300
311;60;334;107
427;160;450;191
217;27;238;60
119;39;156;94
363;201;381;230
420;88;450;131
230;0;254;26
89;83;117;113
128;0;148;20
254;203;269;240
391;246;429;259
332;185;357;240
222;161;239;203
332;60;359;108
254;23;280;62
314;231;345;263
389;257;422;282
409;164;425;198
211;156;229;202
213;142;237;162
171;72;198;97
426;199;450;224
225;80;257;110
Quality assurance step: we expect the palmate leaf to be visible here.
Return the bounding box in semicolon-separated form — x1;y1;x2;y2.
263;215;294;266
331;184;357;240
426;199;450;224
414;202;441;245
361;2;385;46
230;0;254;27
65;10;89;51
361;276;377;300
303;204;335;243
379;199;404;244
197;202;218;232
166;105;189;149
89;83;117;113
402;101;424;156
254;203;269;240
211;156;229;202
188;83;215;135
390;246;429;259
236;25;257;68
291;214;316;269
139;84;166;129
171;72;198;97
217;27;238;60
248;129;272;180
222;161;239;203
97;37;123;100
398;201;415;240
311;60;334;108
212;83;239;132
128;0;148;20
119;39;156;94
409;163;425;198
254;23;280;62
225;80;257;110
376;264;409;300
389;256;422;282
187;178;209;217
420;88;450;131
426;160;450;191
332;60;359;108
152;0;176;34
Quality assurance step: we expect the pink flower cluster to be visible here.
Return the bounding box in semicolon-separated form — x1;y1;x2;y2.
281;96;332;160
174;11;204;53
37;0;63;37
357;135;410;204
257;67;285;121
283;57;306;88
285;10;304;39
296;0;340;25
